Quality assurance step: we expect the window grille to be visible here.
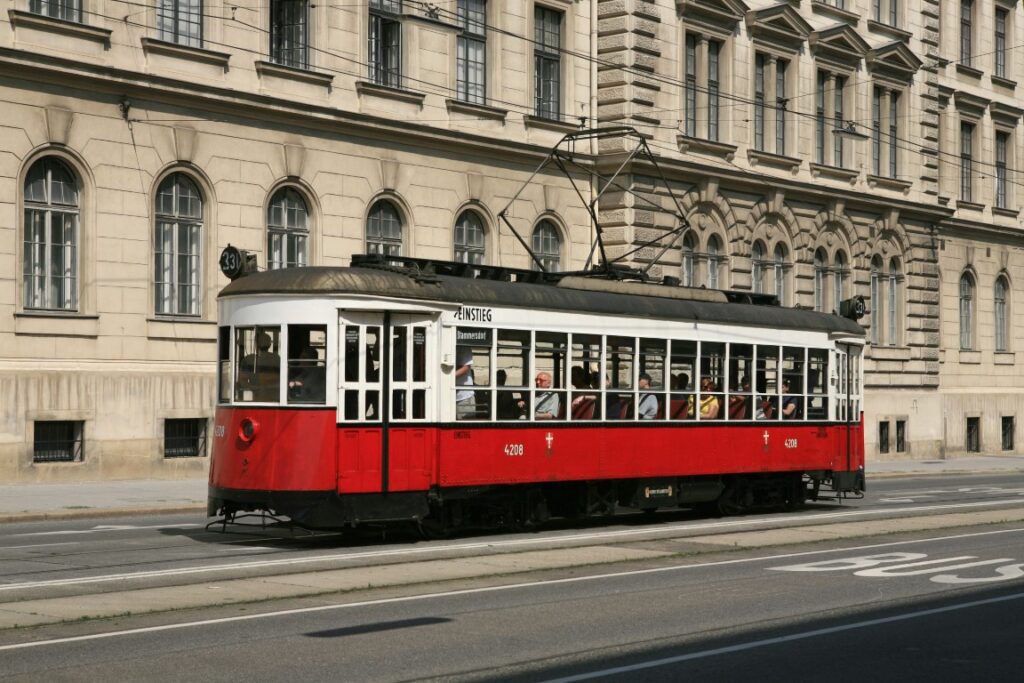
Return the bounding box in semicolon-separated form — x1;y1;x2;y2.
534;6;561;119
271;0;309;69
34;421;83;463
369;0;402;87
895;419;906;452
960;0;974;66
1002;416;1015;452
157;0;202;48
878;420;890;454
996;8;1008;78
966;416;980;453
164;418;207;458
456;0;486;104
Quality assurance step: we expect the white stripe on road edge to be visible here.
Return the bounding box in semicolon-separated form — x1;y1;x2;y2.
539;591;1024;683
0;543;79;551
1;526;1023;653
1;498;1021;592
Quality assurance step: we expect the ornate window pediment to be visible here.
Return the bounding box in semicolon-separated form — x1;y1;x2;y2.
954;91;991;119
745;4;812;51
866;41;922;82
809;23;870;68
678;0;748;31
990;101;1023;128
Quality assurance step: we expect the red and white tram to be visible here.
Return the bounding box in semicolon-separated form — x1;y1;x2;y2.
208;254;866;530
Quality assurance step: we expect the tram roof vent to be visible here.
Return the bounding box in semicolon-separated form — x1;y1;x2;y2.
556;276;729;304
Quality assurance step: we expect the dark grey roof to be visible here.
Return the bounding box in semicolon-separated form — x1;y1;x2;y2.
219;266;865;337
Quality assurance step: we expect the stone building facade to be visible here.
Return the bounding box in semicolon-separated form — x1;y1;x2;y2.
0;0;1020;482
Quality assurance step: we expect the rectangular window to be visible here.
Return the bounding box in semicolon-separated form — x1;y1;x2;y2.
1002;415;1015;451
234;326;282;403
960;0;973;66
707;41;720;142
872;87;882;176
833;75;846;167
816;71;827;164
370;0;402;87
288;325;327;404
996;131;1009;209
960;121;974;202
29;0;80;22
24;206;78;311
157;0;203;48
996;8;1007;78
218;326;231;402
270;0;308;69
878;420;890;454
754;54;765;151
534;6;561;119
34;420;84;463
456;0;487;105
895;419;906;452
154;219;200;316
966;416;980;452
685;34;697;137
775;59;787;154
164;418;207;458
889;92;899;177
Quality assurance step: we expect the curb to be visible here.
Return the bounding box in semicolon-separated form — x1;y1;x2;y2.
0;503;207;524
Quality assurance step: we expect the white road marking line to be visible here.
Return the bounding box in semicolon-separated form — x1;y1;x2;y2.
0;543;80;551
1;527;1023;653
9;523;201;538
1;499;1022;592
539;591;1024;682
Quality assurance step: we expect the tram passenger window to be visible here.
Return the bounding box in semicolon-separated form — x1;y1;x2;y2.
806;349;828;420
755;345;780;419
496;330;529;420
456;327;492;420
535;332;567;419
606;336;634;419
218;327;230;403
287;325;327;404
571;334;601;420
728;343;754;420
781;347;805;420
234;326;282;402
363;327;382;420
698;342;725;420
669;340;696;420
639;339;667;420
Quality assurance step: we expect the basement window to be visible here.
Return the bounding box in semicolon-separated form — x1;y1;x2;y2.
34;420;84;463
164;418;208;458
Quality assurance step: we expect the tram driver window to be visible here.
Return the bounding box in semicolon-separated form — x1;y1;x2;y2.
455;327;492;420
287;325;327;404
235;326;282;402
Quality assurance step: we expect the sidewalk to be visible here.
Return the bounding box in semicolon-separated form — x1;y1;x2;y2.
2;456;1024;523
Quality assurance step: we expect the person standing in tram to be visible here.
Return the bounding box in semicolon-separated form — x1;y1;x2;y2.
455;344;476;419
637;372;659;419
533;371;560;419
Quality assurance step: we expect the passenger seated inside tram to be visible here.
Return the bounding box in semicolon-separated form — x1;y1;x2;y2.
781;377;802;419
728;375;753;419
288;347;325;403
241;331;281;401
533;371;560;420
670;373;691;419
496;369;525;419
570;366;597;419
689;376;720;419
637;372;659;419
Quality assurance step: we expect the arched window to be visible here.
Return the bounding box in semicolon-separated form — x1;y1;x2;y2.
367;199;403;257
959;272;975;350
870;256;882;345
833;251;847;312
531;220;561;271
155;173;203;316
681;232;696;286
887;258;901;347
267;187;309;270
772;243;787;303
706;235;723;289
24;157;79;311
752;240;766;294
995;275;1010;352
454;211;486;264
813;248;827;311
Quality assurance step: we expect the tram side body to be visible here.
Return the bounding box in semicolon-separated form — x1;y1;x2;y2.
208;268;866;529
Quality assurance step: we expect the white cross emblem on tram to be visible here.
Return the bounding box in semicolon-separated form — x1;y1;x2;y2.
763;431;770;446
545;432;554;456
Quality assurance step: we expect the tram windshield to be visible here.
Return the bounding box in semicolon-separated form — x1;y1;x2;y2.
234;326;282;402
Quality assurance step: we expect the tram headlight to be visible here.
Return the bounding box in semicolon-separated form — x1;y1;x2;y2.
238;417;260;443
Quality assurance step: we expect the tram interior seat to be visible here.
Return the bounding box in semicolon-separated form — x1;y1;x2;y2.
618;397;634;419
572;397;596;420
670;399;689;419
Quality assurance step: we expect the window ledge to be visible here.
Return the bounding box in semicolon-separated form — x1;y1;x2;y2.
809;162;859;183
747;149;801;172
256;60;334;89
995;351;1016;365
865;19;912;43
15;311;99;338
810;1;861;24
958;349;982;364
523;115;579;133
955;62;984;79
141;37;230;69
8;9;112;45
868;344;912;361
677;134;738;161
991;75;1017;90
446;98;508;122
356;80;425;106
993;205;1020;218
956;199;985;212
867;174;913;193
147;317;217;342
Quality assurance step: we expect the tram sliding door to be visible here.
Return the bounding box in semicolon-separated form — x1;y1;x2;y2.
337;311;437;494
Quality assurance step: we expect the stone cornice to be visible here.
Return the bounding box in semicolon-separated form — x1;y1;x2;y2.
866;41;923;83
744;4;812;51
355;80;425;105
953;90;991;118
445;99;508;121
8;9;112;46
989;101;1023;127
809;23;871;68
256;60;334;89
141;37;230;69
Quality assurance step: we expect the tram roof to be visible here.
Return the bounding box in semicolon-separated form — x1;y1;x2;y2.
219;265;865;337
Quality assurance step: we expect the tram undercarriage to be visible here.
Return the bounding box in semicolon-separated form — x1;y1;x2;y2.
208;470;864;533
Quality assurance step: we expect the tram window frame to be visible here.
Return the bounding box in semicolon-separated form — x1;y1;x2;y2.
638;338;667;420
669;339;697;420
755;344;780;419
781;346;806;420
697;341;725;420
455;326;492;421
727;343;754;420
218;326;231;403
534;331;568;420
234;325;283;403
496;329;530;420
286;324;327;405
605;336;635;419
570;333;602;420
806;348;828;420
